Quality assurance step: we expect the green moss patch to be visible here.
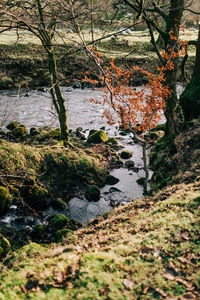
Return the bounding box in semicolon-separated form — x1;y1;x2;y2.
0;186;12;215
87;130;108;144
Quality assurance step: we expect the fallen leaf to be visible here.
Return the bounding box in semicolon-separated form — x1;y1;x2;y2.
123;279;134;290
178;257;188;264
178;293;196;299
155;288;167;297
54;271;65;284
181;233;190;241
175;278;194;291
163;272;175;281
142;286;149;294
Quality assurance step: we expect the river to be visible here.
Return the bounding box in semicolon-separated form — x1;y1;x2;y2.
0;87;152;227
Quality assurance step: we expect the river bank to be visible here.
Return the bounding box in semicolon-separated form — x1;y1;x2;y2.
0;178;199;299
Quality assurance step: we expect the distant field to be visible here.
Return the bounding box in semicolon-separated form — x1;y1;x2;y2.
0;28;198;46
0;28;197;62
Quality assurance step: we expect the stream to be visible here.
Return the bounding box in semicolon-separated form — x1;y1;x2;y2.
0;87;152;229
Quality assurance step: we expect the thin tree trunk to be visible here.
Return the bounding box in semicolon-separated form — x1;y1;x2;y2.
48;50;69;144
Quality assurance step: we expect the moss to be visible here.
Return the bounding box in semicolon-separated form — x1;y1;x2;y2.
0;181;200;298
180;75;200;121
32;225;47;239
37;128;61;141
0;234;11;259
136;177;145;185
105;137;118;145
85;185;100;201
51;197;67;210
87;130;108;144
88;129;98;136
55;228;72;242
11;125;27;137
0;76;13;89
0;186;12;215
30;127;40;136
21;184;49;211
50;214;69;230
120;149;132;159
105;175;119;185
125;160;135;169
6;122;20;130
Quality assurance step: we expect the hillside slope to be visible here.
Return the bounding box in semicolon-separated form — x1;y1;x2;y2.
0;179;199;299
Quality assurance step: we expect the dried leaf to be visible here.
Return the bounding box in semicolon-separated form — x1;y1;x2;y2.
155;288;167;297
181;233;190;241
175;278;194;291
142;286;149;295
178;257;189;264
163;272;175;281
178;293;196;299
123;279;134;290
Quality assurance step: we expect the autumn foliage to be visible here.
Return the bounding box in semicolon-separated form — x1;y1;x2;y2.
85;30;187;135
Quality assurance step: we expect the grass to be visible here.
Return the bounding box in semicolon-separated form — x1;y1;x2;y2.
0;179;199;299
0;137;108;201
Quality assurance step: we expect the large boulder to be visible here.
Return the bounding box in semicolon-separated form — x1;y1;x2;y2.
0;186;12;215
0;234;11;259
87;130;108;144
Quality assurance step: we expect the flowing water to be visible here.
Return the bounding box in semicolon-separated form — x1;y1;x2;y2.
0;87;152;227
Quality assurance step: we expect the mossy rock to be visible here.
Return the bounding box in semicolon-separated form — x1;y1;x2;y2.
51;214;69;230
12;125;27;137
6;122;20;130
105;175;119;185
0;186;12;215
56;228;72;242
105;138;118;145
88;129;97;136
120;150;132;159
76;127;83;132
87;130;108;144
32;225;47;239
30;127;40;136
0;76;13;89
0;234;11;259
119;131;128;136
125;160;135;169
51;198;68;210
136;177;146;185
22;184;49;211
37;128;61;141
85;185;100;201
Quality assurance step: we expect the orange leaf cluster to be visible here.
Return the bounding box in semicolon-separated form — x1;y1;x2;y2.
84;32;187;135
